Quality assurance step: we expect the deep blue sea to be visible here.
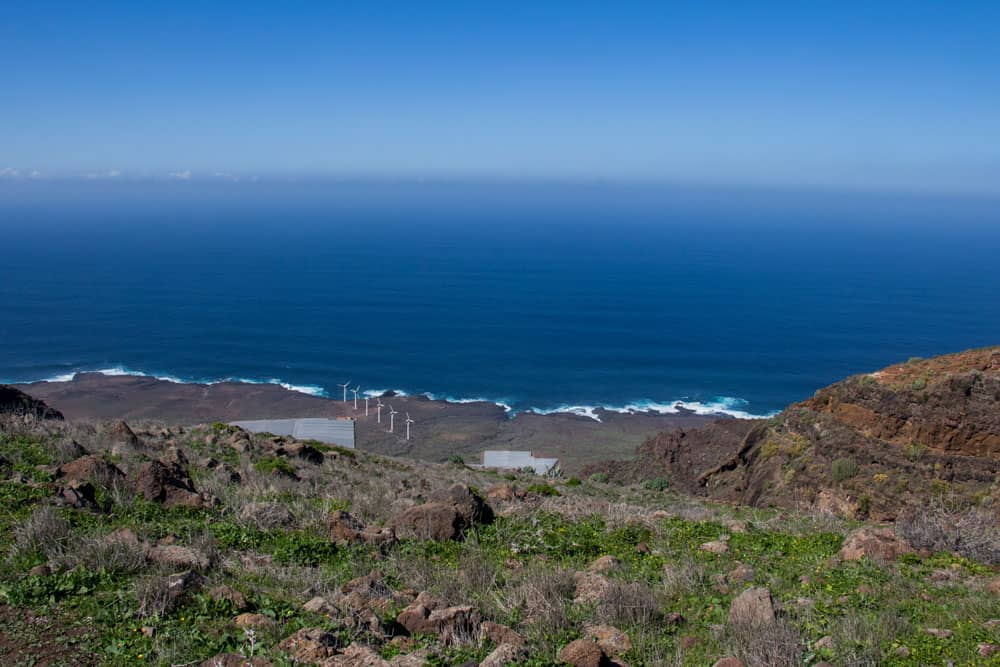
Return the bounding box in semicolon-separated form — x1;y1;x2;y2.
2;182;998;418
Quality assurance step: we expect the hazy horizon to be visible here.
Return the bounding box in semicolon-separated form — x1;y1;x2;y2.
3;2;999;195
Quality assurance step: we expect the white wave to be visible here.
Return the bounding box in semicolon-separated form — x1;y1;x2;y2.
525;396;775;421
528;405;605;422
18;365;327;397
43;372;78;382
422;392;514;413
361;388;410;398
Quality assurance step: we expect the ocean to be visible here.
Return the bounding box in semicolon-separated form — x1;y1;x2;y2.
2;181;998;418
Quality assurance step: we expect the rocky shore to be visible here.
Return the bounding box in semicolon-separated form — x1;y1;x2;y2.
13;373;722;473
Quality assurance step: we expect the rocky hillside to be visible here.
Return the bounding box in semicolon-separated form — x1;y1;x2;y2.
586;347;1000;522
1;386;999;666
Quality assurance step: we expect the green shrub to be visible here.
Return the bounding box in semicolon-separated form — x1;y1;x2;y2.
565;477;582;487
447;454;465;466
588;473;609;484
254;456;296;477
830;457;859;482
643;476;670;492
525;483;560;497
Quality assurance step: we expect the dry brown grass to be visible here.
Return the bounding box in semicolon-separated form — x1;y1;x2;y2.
8;507;70;564
727;616;802;667
596;579;663;626
896;498;1000;564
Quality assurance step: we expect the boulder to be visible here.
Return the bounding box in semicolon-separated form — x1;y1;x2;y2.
485;484;517;502
557;638;607;667
107;420;140;448
132;454;210;508
277;442;324;465
700;540;729;554
429;484;494;525
55;480;100;510
56;454;123;487
209;585;248;611
234;612;277;629
391;502;466;541
728;587;775;627
327;643;390;667
588;556;621;573
839;527;913;562
583;625;631;657
480;643;527;667
573;571;613;604
277;626;340;662
330;510;367;542
480;621;525;646
148;545;210;571
396;592;481;644
303;595;337;615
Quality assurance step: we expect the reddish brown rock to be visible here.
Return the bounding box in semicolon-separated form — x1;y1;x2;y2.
132;452;210;509
557;638;606;667
148;545;210;571
588;555;621;573
276;626;340;662
583;625;631;657
728;587;775;627
56;454;123;487
839;527;913;562
396;592;481;643
390;502;466;541
480;621;525;646
234;612;276;629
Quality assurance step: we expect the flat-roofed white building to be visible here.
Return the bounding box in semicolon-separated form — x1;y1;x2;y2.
475;450;559;475
230;417;355;449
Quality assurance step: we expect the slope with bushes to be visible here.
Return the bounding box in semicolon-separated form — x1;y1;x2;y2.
0;388;998;666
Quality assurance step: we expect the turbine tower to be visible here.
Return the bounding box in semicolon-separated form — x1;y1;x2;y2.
405;412;414;441
338;380;352;402
376;398;384;423
364;397;370;416
351;385;360;410
389;404;398;433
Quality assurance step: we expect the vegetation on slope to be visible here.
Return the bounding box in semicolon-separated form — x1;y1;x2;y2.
0;402;999;666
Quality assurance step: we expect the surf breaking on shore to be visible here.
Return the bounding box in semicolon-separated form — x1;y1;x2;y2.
9;366;775;421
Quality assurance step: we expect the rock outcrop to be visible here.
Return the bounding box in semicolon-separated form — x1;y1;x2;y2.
587;347;1000;520
0;385;64;419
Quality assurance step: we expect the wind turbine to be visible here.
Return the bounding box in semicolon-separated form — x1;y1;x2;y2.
405;412;414;441
338;380;352;403
351;385;360;410
364;397;370;416
376;398;384;424
388;404;398;433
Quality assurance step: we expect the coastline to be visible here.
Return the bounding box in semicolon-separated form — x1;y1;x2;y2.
12;371;741;472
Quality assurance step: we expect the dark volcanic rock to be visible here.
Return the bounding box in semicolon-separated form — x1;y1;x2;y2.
0;385;63;419
132;449;210;508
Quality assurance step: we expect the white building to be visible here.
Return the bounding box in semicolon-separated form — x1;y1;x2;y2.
230;417;355;449
474;450;560;476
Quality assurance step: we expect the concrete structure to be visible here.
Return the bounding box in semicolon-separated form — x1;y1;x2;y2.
473;450;560;476
230;417;355;449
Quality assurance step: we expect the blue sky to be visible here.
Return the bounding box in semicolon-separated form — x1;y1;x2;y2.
2;2;999;193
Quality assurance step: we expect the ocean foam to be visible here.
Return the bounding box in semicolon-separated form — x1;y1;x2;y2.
24;366;327;397
526;397;776;421
422;392;514;413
